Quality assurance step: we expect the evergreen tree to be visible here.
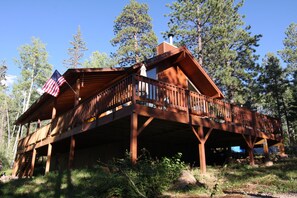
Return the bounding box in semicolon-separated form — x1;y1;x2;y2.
258;53;286;117
257;53;292;143
278;23;297;75
288;71;297;142
64;26;88;68
111;0;158;67
165;0;261;104
83;51;116;68
278;23;297;144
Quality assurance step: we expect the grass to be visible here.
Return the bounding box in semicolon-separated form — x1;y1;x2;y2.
1;157;297;198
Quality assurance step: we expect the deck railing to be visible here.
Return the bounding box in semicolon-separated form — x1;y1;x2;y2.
18;74;282;150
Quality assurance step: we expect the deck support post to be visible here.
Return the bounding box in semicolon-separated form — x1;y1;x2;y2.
263;138;269;161
247;146;255;166
242;134;257;166
68;136;76;169
30;148;37;177
130;112;138;164
45;143;52;174
198;141;206;174
191;126;213;174
12;154;20;177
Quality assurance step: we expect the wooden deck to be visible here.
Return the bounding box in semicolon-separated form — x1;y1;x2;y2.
14;74;283;176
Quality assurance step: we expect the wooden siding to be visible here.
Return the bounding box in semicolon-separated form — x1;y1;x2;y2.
17;74;283;153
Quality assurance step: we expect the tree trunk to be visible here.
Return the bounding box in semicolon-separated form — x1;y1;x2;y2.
6;101;11;156
12;125;21;167
197;5;203;66
24;74;35;111
134;33;139;63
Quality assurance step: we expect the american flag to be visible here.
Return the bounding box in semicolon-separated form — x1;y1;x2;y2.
42;70;66;97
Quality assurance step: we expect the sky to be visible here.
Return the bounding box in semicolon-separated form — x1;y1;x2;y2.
0;0;296;85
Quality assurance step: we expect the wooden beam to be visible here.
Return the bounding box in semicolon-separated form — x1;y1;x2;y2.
74;78;81;107
241;134;251;148
137;117;154;136
191;126;208;174
263;138;269;161
45;143;52;174
51;99;57;120
68;136;75;169
199;141;206;174
26;122;30;136
247;146;255;166
198;126;207;174
130;113;138;164
204;127;213;142
242;134;255;166
30;148;37;177
37;119;41;129
12;154;20;177
191;126;202;143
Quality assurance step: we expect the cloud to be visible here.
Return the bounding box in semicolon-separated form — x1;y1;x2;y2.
1;74;17;87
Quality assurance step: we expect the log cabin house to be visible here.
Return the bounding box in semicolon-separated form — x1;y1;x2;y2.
13;41;283;177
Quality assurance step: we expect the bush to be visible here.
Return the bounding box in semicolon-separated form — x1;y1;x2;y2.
92;150;186;198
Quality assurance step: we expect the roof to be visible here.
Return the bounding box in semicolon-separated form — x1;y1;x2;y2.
15;46;223;125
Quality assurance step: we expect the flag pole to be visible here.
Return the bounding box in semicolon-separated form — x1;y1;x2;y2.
65;81;78;96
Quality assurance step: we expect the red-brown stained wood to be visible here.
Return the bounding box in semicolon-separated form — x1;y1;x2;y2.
45;143;52;174
30;148;36;177
68;136;75;169
130;113;138;164
13;45;284;176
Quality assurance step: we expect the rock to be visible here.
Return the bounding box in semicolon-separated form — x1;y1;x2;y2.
265;161;273;167
173;170;197;190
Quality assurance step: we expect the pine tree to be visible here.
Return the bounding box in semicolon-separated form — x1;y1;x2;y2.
257;53;293;143
111;0;158;67
64;26;88;68
278;23;297;75
165;0;261;104
278;23;297;144
288;71;297;142
83;51;116;68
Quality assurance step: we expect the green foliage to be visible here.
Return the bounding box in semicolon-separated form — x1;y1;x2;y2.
0;60;7;88
278;23;297;74
14;37;53;111
111;0;158;67
92;150;186;198
279;23;297;144
165;0;261;104
0;152;185;198
256;53;295;143
257;53;287;117
1;157;297;197
64;26;88;68
83;51;116;68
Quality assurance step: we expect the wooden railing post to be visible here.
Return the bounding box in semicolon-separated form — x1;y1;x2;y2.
132;74;136;105
26;122;31;136
185;89;190;115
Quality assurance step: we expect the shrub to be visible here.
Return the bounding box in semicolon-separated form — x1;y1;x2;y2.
93;150;186;198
